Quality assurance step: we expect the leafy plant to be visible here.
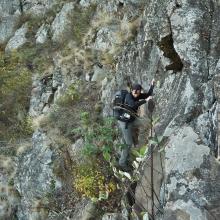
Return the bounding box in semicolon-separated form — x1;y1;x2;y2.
57;82;81;106
0;50;33;141
73;161;117;200
0;43;53;141
45;80;101;140
72;115;118;163
131;145;148;158
71;114;121;202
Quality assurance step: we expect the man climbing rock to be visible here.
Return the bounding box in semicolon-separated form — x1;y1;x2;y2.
117;79;155;171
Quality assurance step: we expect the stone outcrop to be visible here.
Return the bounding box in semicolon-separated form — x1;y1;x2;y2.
0;15;19;45
0;0;19;15
35;24;49;44
22;0;57;16
1;0;220;219
15;130;54;220
0;0;20;45
94;26;119;50
103;0;220;219
51;2;75;43
5;23;28;52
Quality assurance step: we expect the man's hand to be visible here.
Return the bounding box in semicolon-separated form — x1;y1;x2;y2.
146;96;152;101
151;78;155;86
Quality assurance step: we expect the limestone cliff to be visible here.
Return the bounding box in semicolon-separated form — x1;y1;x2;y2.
0;0;220;219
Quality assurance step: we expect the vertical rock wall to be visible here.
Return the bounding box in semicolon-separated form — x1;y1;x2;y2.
1;0;220;219
103;0;220;219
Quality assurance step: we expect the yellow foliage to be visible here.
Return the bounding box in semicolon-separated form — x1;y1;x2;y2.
73;162;117;200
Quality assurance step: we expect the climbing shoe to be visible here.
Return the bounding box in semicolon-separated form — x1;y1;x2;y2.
119;164;132;172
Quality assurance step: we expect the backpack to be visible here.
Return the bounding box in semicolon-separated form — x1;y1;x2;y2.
112;90;135;122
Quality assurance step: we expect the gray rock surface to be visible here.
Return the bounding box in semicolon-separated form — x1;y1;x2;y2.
5;23;28;52
0;15;19;44
22;0;57;16
94;26;119;50
35;24;49;44
1;0;220;219
15;130;54;220
165;126;210;174
80;0;97;7
0;0;19;15
51;2;75;43
100;0;220;219
135;149;164;217
91;65;109;83
102;213;128;220
29;66;63;117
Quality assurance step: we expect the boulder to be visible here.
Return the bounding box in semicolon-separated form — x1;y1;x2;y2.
51;2;75;43
14;130;54;220
0;15;19;44
35;24;49;44
5;23;28;52
22;0;57;16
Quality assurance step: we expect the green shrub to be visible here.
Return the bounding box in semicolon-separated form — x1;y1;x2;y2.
72;116;123;208
72;116;119;162
57;82;81;106
0;50;33;141
72;115;122;202
46;80;101;140
73;160;117;200
0;44;53;141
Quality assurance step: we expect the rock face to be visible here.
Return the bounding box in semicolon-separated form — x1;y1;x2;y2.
162;126;220;219
0;15;19;45
35;24;49;44
51;2;75;43
0;0;19;15
22;0;57;16
94;26;119;50
15;131;54;220
0;0;20;45
105;0;220;219
5;23;28;52
1;0;220;219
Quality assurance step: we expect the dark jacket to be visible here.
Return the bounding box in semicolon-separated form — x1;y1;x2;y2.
124;85;154;113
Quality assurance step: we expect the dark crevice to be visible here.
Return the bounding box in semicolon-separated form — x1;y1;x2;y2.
39;73;58;110
185;105;203;124
126;181;137;207
175;0;182;8
19;0;24;14
176;3;181;8
158;34;183;72
205;0;215;81
50;87;58;105
124;75;132;90
40;73;53;85
118;1;124;8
